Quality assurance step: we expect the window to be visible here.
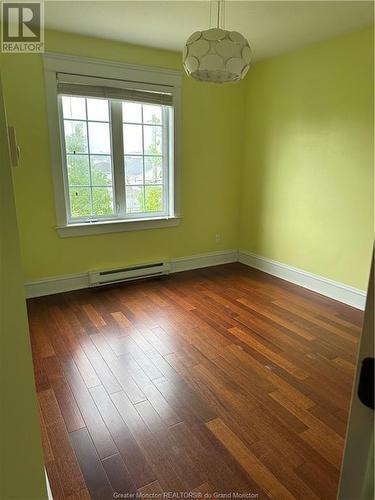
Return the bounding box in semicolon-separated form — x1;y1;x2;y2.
123;102;165;215
44;54;181;236
62;96;114;219
61;95;170;221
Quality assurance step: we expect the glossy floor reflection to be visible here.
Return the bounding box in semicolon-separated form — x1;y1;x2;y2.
28;263;362;499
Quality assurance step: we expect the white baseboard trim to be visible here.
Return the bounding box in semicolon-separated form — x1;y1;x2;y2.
24;249;238;299
25;272;88;299
238;249;367;310
171;249;238;273
45;467;53;499
24;248;366;309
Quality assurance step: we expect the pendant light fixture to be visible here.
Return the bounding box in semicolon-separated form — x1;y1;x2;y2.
183;0;252;83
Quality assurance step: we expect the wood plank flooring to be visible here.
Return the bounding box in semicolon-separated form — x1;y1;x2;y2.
27;263;363;499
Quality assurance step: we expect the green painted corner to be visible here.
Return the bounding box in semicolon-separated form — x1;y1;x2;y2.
1;25;373;290
240;26;374;290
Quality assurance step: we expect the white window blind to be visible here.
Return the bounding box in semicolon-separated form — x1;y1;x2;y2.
57;73;174;105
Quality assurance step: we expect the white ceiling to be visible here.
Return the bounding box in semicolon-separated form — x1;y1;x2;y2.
44;1;374;62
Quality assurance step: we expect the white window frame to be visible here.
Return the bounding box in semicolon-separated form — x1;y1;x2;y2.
44;52;181;237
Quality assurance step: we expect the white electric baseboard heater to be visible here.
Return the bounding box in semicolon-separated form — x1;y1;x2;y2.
89;261;170;287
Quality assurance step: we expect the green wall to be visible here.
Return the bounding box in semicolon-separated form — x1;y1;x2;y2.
0;69;47;498
240;26;374;290
1;26;373;290
1;30;244;281
0;23;372;500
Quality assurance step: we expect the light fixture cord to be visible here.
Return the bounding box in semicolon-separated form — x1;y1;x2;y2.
210;0;225;29
216;0;225;29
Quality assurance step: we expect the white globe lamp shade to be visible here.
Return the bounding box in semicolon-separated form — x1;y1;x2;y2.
183;28;252;83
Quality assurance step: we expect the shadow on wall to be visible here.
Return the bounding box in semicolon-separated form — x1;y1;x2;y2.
240;26;374;290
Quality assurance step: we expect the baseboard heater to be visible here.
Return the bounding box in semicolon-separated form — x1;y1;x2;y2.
89;262;170;287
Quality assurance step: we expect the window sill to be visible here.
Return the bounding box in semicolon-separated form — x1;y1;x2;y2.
56;216;180;238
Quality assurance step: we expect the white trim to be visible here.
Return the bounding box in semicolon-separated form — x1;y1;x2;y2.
24;250;238;298
43;52;182;232
170;249;238;273
45;68;67;226
56;216;180;237
238;249;367;310
25;272;88;299
24;248;366;310
43;52;181;88
45;468;53;500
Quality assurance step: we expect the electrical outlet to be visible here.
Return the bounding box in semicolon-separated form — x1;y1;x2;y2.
215;233;221;243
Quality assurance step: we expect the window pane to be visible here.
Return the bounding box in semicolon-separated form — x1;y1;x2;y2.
91;155;112;186
145;185;163;212
125;156;143;185
92;187;114;215
144;125;162;155
143;104;162;125
123;124;143;154
145;156;162;184
67;155;90;186
122;102;142;123
62;96;86;120
64;121;88;153
87;98;109;121
126;186;144;213
88;122;111;154
69;187;92;217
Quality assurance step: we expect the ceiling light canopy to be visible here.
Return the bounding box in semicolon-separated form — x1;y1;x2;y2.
183;0;252;84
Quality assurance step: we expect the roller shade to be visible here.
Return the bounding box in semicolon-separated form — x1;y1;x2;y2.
57;73;174;106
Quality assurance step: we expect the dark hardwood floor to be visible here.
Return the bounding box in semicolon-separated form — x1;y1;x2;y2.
27;263;363;499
